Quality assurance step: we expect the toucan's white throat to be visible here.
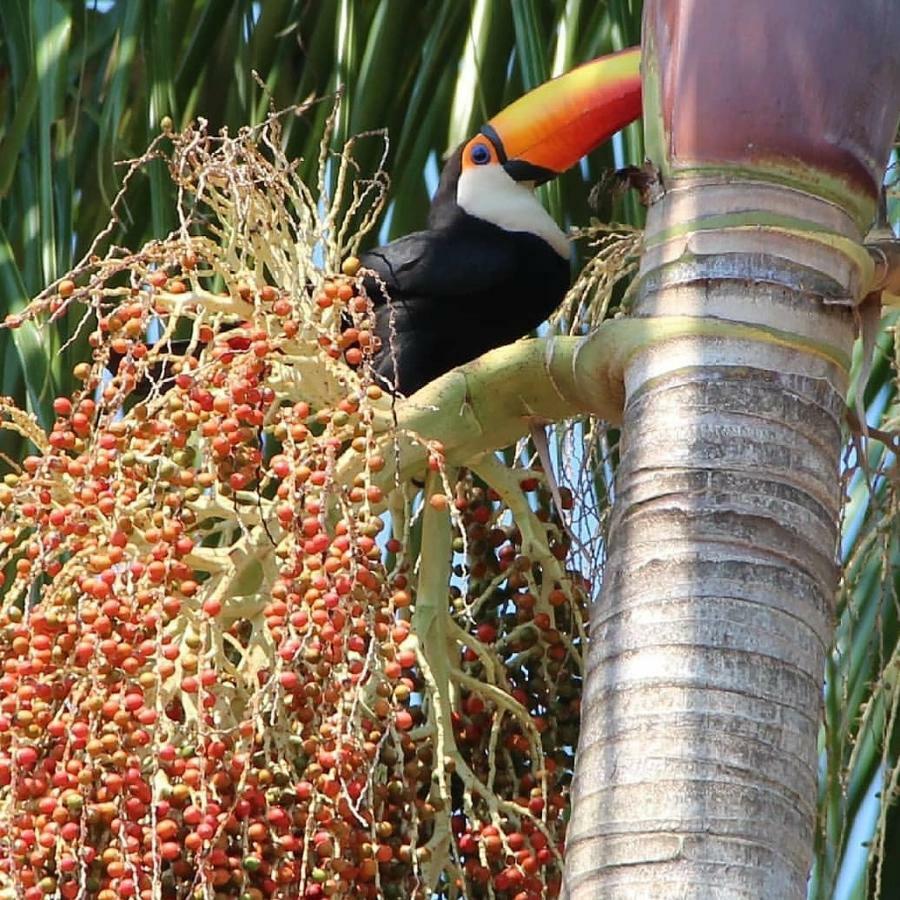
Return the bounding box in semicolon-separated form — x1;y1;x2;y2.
456;165;570;259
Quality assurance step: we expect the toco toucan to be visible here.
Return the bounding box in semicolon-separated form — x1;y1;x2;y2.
362;47;642;395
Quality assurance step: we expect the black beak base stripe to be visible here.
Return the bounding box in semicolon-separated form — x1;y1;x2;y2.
502;159;558;185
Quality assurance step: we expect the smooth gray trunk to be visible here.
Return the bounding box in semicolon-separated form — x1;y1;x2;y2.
564;178;857;898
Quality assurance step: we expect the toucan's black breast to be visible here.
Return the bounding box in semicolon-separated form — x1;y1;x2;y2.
361;214;569;394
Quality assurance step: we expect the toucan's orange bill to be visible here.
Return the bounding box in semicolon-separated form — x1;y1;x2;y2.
484;46;641;177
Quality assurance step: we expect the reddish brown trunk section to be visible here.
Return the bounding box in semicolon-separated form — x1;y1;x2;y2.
645;0;900;204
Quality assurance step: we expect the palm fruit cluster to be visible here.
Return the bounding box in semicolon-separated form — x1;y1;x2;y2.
0;111;593;899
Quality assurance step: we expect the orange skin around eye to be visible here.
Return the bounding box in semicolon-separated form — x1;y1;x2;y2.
460;136;500;172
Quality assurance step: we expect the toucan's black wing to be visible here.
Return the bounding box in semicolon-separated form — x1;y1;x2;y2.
359;222;521;305
359;218;569;394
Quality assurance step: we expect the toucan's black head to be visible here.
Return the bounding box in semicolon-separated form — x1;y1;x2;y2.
426;137;571;259
426;130;555;227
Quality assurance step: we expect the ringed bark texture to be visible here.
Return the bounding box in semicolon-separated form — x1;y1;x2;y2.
564;180;854;900
564;2;900;897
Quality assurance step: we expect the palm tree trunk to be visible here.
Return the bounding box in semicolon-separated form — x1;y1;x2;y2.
564;1;900;896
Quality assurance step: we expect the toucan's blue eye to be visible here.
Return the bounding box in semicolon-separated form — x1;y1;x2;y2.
470;143;491;165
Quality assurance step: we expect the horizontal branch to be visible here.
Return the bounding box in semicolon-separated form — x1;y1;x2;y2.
338;317;849;493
